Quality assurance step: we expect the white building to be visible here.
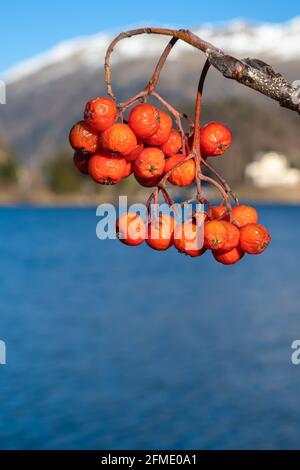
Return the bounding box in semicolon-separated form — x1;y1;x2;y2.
245;152;300;188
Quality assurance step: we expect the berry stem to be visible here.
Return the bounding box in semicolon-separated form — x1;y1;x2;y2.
159;153;194;187
160;187;175;207
146;154;195;215
146;188;159;221
201;158;239;205
117;37;193;144
119;90;148;110
192;59;210;205
150;91;188;153
108;31;240;220
118;38;178;110
200;174;232;215
146;37;179;94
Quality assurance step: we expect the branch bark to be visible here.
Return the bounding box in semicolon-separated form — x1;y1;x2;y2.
105;27;300;114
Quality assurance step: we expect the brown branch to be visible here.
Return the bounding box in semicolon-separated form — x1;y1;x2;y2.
104;27;300;114
104;28;213;99
146;36;179;93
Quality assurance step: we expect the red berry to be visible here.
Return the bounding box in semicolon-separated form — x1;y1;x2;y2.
164;154;195;186
101;123;137;157
88;151;126;185
116;212;146;246
128;104;160;139
73;151;90;175
213;246;245;265
220;221;240;251
69;121;98;154
200;122;232;157
146;214;175;251
134;173;161;187
144;110;172;146
239;223;271;255
160;129;182;157
174;222;206;257
204;220;228;250
209;205;230;221
231;205;258;228
125;141;144;162
133;147;165;180
123;160;133;178
84;97;117;132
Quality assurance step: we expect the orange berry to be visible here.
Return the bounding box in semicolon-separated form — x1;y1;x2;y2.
134;173;161;187
69;120;98;154
144;109;172;146
73;151;90;175
209;205;230;221
88;151;126;185
128;103;160;139
213;246;245;265
220;221;240;251
84;97;117;132
204;220;228;250
200;122;232;157
146;214;175;251
123;160;133;178
125;141;144;162
101;123;137;157
164;154;195;186
239;223;271;255
160;129;182;157
174;222;206;257
231;205;258;228
133;147;165;180
116;212;146;246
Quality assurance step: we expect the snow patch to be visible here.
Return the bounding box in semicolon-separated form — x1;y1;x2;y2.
4;17;300;84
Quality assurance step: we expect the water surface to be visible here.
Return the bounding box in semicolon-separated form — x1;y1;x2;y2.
0;205;299;449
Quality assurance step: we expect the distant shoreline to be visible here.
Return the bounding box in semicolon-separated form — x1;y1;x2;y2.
1;184;300;207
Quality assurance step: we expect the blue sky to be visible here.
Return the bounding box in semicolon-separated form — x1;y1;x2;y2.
0;0;299;73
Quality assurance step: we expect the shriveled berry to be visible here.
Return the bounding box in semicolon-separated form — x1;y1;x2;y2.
84;97;117;132
239;223;271;255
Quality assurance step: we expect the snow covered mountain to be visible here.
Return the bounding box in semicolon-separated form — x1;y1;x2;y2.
0;18;299;169
4;17;300;85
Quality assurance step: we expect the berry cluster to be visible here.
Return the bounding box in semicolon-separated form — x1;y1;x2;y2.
69;97;270;265
69;29;272;267
115;205;270;265
70;98;204;186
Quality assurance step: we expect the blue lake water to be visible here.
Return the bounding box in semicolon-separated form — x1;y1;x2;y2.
0;205;300;450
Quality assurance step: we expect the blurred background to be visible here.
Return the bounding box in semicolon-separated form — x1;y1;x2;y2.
1;0;300;203
1;0;300;450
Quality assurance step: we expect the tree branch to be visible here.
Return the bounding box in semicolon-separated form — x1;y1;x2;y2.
104;27;300;114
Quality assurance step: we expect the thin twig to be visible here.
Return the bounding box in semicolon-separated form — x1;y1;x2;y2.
192;59;211;204
201;158;239;204
119;37;179;109
151;90;188;153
